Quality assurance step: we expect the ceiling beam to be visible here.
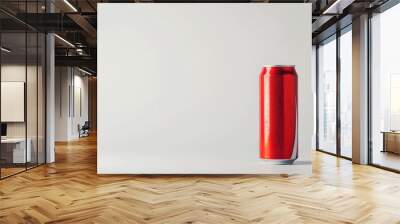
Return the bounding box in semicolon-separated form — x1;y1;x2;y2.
67;13;97;40
322;0;355;14
55;55;96;69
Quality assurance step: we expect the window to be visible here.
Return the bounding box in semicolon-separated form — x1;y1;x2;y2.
370;3;400;171
316;26;353;159
317;37;337;154
340;29;352;158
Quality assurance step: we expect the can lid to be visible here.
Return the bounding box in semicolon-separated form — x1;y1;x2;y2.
263;65;295;67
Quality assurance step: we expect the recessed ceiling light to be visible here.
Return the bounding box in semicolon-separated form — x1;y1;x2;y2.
322;0;353;15
1;47;11;53
54;34;75;48
63;0;78;12
78;67;93;76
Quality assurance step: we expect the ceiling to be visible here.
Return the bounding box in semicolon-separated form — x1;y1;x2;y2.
0;0;392;74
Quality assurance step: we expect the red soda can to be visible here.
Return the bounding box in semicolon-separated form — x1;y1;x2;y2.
259;65;298;164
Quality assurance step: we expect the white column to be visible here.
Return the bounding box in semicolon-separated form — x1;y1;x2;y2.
46;33;55;163
45;0;56;163
352;14;369;164
312;45;317;151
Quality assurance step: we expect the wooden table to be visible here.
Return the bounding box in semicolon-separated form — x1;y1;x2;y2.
0;138;32;165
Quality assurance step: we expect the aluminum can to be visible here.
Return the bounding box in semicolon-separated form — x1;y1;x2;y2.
259;65;298;164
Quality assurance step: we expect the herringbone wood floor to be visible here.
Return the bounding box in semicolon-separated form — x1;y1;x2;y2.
1;135;400;224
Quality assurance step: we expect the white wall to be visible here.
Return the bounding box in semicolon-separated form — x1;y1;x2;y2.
72;73;89;138
55;67;89;141
55;67;69;141
98;3;313;174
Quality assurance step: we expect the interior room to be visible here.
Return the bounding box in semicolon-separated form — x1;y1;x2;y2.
54;66;92;142
370;3;400;171
1;0;400;223
0;26;46;178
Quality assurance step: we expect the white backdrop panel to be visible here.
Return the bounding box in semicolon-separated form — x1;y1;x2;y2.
98;3;313;174
1;82;25;122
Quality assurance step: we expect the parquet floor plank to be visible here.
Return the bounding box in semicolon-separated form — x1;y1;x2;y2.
1;134;400;223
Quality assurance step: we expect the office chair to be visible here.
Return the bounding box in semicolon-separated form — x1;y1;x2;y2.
79;121;90;138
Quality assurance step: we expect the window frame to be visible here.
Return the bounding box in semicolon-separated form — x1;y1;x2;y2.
315;24;353;161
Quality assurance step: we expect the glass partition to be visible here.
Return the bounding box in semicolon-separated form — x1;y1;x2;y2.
25;0;45;170
38;32;45;165
27;31;38;169
0;31;28;177
0;1;46;179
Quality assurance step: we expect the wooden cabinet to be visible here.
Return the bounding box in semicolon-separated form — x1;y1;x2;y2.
382;132;400;154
